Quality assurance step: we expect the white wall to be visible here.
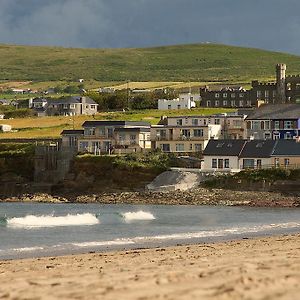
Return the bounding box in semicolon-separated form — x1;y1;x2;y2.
158;98;195;110
203;156;240;171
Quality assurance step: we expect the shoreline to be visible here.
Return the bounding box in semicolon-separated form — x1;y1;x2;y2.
1;234;300;299
1;188;300;207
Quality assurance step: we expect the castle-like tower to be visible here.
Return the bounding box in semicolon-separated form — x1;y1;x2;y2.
276;63;286;103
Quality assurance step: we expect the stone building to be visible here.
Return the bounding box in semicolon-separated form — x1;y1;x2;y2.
200;64;300;108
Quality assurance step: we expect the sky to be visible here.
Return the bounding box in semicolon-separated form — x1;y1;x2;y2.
0;0;300;54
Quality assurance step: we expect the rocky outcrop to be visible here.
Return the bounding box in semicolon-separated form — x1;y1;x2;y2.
1;189;299;207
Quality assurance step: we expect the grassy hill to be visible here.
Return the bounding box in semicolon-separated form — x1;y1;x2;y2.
1;43;300;83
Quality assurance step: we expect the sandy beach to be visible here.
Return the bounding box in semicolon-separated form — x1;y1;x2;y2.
0;234;299;300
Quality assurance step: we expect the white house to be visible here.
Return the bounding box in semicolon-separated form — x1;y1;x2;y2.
202;139;247;171
158;93;198;110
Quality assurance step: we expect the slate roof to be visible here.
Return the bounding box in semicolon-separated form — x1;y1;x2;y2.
239;140;277;158
115;127;151;132
82;121;150;127
246;104;300;120
32;98;48;103
203;139;247;156
61;130;84;135
272;140;300;156
47;96;97;105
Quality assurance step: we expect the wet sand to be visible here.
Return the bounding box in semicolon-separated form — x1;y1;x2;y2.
0;234;300;300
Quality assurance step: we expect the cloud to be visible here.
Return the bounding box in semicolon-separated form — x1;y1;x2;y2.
0;0;299;54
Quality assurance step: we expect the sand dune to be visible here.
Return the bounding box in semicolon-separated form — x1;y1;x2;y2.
0;234;300;299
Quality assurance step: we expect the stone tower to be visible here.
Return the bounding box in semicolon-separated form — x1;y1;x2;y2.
276;63;286;103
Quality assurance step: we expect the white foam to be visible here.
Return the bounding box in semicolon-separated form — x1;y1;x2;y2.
71;221;300;249
12;246;44;252
122;211;155;222
7;213;99;229
72;239;135;248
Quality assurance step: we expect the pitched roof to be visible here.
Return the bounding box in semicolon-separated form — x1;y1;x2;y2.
203;139;247;156
246;104;300;120
239;140;276;158
272;140;300;156
82;120;150;127
48;96;97;105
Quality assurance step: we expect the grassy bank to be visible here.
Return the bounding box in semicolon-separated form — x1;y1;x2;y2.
1;43;300;82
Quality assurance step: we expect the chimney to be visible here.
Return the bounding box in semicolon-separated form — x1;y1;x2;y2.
81;96;86;115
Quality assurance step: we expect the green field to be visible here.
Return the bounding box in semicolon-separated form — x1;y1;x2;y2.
0;108;234;139
1;43;300;83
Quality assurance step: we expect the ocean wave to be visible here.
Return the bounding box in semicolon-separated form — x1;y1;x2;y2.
7;213;99;229
70;221;300;249
121;211;155;222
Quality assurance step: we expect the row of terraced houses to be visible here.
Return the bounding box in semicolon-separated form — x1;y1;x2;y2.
61;103;300;171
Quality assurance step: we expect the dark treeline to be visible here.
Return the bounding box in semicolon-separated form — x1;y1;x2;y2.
87;89;177;111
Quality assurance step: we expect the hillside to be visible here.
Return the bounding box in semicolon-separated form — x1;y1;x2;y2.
1;43;300;83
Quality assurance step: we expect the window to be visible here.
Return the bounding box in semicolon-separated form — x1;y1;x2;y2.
284;158;290;166
265;90;269;98
223;100;228;106
218;159;224;169
231;100;235;107
215;93;220;98
70;104;75;109
63;104;68;109
181;129;190;139
185;117;188;124
99;128;105;136
85;128;95;136
107;128;113;138
285;132;292;139
223;93;227;98
193;129;203;137
214;118;220;125
189;144;193;151
224;159;229;168
192;119;198;126
161;144;170;152
130;134;137;144
273;132;280;140
246;100;251;106
159;130;167;139
257;159;262;169
177;105;181;109
239;93;244;98
195;144;202;152
203;119;207;125
284;121;293;129
239;100;244;107
212;159;217;168
274;121;280;130
168;105;171;110
215;100;219;107
257;91;261;98
176;119;183;126
273;90;276;98
207;101;211;107
90;105;96;109
79;141;88;151
264;121;270;130
216;142;224;148
252;121;260;130
176;144;184;152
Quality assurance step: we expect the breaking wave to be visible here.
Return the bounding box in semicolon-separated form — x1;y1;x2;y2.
70;221;300;248
121;211;155;222
6;213;99;229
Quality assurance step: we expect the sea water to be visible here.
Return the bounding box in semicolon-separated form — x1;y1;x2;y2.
0;202;299;259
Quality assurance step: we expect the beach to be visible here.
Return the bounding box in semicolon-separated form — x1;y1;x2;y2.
1;234;300;300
